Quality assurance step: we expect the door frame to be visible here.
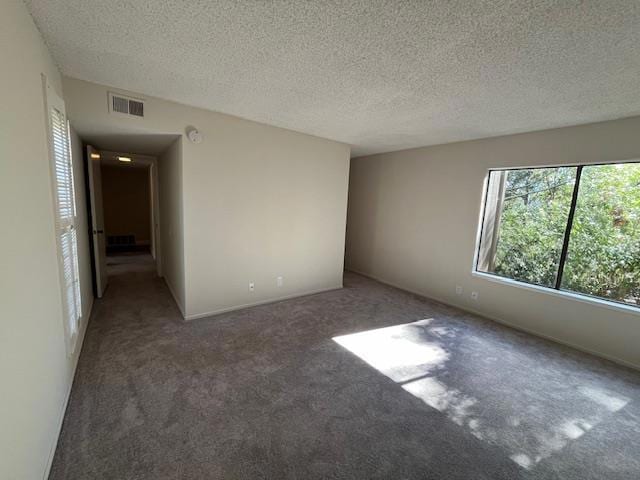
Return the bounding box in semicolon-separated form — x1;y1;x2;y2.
85;150;162;279
86;145;108;298
149;159;162;277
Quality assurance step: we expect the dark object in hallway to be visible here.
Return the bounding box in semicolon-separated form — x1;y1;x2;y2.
50;255;640;479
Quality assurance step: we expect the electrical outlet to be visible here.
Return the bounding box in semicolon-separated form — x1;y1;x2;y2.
471;291;479;300
248;282;255;293
276;276;283;287
455;285;463;295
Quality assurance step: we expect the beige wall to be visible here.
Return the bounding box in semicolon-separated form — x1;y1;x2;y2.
102;165;151;246
0;2;92;478
63;77;351;319
158;138;186;313
182;115;350;319
347;116;640;370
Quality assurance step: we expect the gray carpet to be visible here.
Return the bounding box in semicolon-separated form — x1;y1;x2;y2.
50;254;640;479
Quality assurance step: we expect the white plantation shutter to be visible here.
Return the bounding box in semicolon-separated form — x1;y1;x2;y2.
46;80;82;349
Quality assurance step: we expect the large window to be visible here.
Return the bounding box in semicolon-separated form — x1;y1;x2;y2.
476;162;640;308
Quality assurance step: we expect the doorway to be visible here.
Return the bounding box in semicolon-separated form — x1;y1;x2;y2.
86;147;161;297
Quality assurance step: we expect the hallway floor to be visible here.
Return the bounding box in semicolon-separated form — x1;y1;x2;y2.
50;255;640;479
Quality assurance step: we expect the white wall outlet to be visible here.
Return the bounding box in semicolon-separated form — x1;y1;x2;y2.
248;282;255;293
276;276;283;287
471;291;479;300
455;285;463;295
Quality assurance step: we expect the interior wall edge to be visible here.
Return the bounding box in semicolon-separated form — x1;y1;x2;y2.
184;285;343;321
164;276;186;320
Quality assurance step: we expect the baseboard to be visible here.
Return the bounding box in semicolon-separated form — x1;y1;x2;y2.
163;277;186;319
43;296;94;479
185;285;343;321
347;269;640;372
459;303;640;372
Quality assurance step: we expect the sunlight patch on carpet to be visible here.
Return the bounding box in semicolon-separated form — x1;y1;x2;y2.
333;320;630;470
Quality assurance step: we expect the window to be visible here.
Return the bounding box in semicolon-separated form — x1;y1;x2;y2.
476;162;640;308
45;79;82;351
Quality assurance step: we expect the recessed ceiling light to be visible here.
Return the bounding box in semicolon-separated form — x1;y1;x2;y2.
118;156;132;162
90;153;100;159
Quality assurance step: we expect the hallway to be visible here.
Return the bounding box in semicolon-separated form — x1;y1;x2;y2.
49;254;184;478
49;256;640;479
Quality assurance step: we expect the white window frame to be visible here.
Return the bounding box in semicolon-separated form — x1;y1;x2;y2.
472;160;640;316
43;76;82;355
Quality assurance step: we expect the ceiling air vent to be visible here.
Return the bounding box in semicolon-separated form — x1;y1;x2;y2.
108;92;145;118
128;100;144;117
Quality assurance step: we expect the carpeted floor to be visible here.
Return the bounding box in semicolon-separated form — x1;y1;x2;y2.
50;254;640;479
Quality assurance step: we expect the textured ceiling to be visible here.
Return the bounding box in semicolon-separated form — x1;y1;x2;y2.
26;0;640;157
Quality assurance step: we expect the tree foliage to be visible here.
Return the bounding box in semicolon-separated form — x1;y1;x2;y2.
490;164;640;305
563;164;640;304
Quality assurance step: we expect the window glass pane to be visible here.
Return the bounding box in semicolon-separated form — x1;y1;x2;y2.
478;167;577;287
561;163;640;306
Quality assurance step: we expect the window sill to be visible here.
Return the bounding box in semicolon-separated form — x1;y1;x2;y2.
471;271;640;316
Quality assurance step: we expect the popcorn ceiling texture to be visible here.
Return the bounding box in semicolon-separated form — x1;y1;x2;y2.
25;0;640;156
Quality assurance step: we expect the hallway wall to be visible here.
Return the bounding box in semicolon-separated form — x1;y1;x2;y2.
158;138;186;313
0;1;92;478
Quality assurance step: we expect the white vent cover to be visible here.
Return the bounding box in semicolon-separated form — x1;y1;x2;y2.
108;92;144;118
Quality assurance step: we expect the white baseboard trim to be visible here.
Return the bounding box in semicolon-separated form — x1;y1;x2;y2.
163;277;186;319
43;296;94;479
347;269;640;372
185;285;343;321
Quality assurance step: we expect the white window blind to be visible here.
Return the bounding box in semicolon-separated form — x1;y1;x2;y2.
46;81;82;348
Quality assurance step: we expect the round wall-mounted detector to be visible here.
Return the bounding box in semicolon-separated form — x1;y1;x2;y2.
186;127;203;144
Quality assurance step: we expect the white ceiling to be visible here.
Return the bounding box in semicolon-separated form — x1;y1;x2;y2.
26;0;640;157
